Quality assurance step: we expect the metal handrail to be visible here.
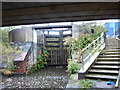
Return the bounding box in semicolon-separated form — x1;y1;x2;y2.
115;69;120;88
81;32;105;70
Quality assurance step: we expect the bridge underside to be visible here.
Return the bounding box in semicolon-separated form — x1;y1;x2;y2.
2;2;119;26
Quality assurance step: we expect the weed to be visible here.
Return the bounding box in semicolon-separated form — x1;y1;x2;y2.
67;61;81;76
97;79;103;82
78;79;94;88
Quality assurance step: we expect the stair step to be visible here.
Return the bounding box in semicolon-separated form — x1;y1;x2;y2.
104;52;120;54
97;58;120;61
106;44;115;46
99;55;120;57
92;65;120;69
98;58;120;59
106;51;120;52
85;74;117;80
106;49;120;52
111;47;120;49
88;69;119;74
95;61;120;65
107;48;120;50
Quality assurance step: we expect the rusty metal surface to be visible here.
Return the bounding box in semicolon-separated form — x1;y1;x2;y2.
14;44;31;61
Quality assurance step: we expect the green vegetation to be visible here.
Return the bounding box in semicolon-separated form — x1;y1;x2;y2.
0;38;22;70
0;27;22;75
78;79;94;88
0;27;13;46
97;79;103;82
79;22;106;35
67;61;81;76
64;22;106;60
27;48;48;74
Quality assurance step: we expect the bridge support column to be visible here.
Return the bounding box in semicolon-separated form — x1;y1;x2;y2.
33;29;37;64
72;25;80;61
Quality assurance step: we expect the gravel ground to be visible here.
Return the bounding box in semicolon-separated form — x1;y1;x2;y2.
1;66;69;89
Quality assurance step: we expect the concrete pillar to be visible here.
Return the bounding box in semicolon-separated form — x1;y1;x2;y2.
33;29;37;64
72;24;80;39
72;24;80;60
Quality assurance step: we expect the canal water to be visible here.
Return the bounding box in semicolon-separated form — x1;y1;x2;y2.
1;66;69;89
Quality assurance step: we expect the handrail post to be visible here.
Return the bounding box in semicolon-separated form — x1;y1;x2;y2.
94;41;96;50
103;33;106;44
81;51;84;70
101;33;103;45
100;34;102;45
88;47;90;63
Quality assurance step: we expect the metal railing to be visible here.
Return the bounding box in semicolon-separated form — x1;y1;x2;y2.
81;32;105;70
115;69;120;88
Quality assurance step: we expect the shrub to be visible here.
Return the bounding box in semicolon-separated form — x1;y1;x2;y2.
0;27;14;45
67;61;81;75
64;22;106;60
27;49;48;74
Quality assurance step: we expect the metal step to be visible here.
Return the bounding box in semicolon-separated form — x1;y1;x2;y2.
88;69;119;74
85;74;117;80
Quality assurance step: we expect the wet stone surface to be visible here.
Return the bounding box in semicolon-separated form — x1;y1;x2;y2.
1;66;69;89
